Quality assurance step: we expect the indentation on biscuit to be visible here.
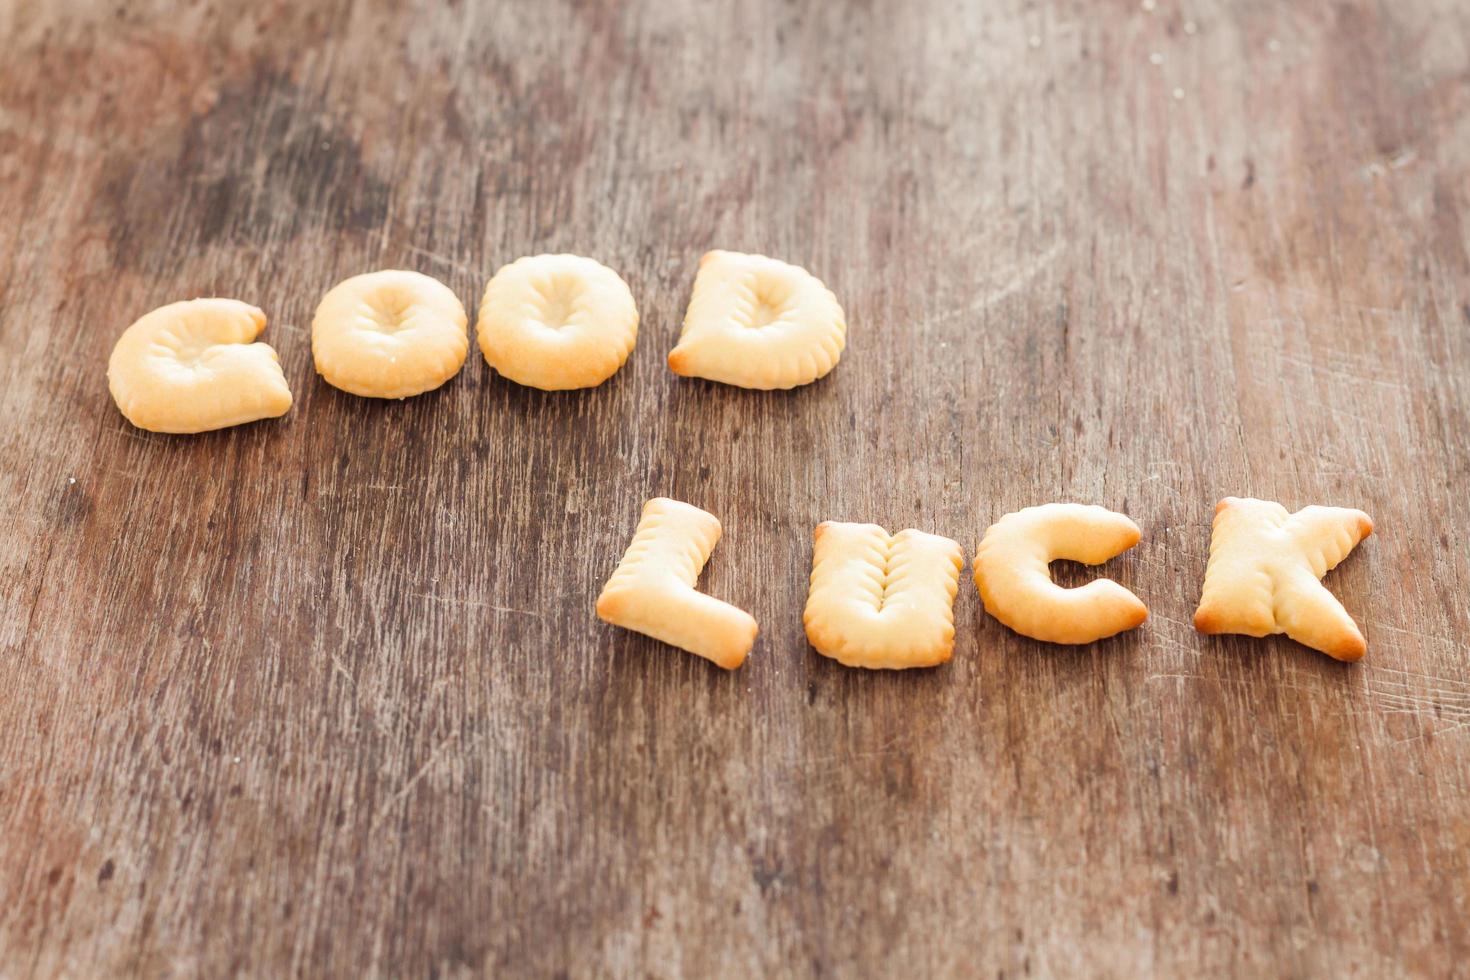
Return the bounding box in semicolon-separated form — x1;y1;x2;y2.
360;291;418;334
154;324;218;368
738;275;795;329
530;273;585;329
874;550;893;612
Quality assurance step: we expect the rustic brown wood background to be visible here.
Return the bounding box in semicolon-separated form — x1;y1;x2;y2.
4;0;1469;975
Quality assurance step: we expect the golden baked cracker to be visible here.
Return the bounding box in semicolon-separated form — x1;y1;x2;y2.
973;503;1148;644
312;270;468;399
667;250;845;390
107;298;293;434
595;497;758;669
803;522;964;669
477;253;638;390
1194;497;1374;660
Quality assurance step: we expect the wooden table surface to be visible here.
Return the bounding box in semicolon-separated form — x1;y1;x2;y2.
4;0;1469;976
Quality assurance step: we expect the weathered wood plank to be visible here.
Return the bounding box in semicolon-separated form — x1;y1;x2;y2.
2;0;1469;975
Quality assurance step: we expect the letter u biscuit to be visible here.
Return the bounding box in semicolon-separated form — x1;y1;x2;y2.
803;522;965;669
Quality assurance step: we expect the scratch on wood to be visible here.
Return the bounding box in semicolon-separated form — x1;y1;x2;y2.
928;242;1064;323
368;731;464;833
410;592;542;616
405;245;475;276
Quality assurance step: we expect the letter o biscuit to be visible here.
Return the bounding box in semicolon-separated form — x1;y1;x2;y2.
312;270;469;399
477;254;639;390
107;298;293;434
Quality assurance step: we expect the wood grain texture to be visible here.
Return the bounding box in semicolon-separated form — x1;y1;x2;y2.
3;0;1469;975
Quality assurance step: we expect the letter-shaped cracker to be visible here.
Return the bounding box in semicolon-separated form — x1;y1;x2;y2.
973;503;1148;644
1194;497;1374;660
312;270;468;399
477;254;639;390
667;250;846;389
803;522;964;669
108;298;293;433
596;498;758;669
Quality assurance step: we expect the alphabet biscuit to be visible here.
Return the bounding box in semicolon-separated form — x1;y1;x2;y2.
803;522;964;669
477;254;639;390
596;497;758;669
107;298;293;434
667;250;846;390
312;270;468;399
1193;497;1373;661
973;503;1148;644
